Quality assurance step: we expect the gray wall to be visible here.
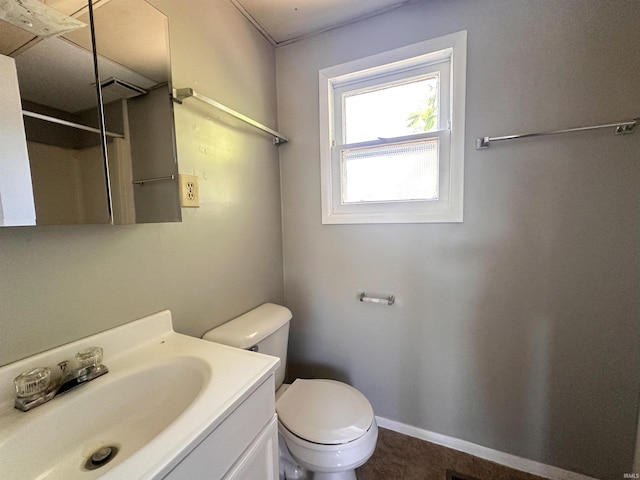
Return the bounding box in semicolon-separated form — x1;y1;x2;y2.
0;1;284;365
276;1;640;479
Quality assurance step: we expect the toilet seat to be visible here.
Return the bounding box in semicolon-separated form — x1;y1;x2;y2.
278;415;379;475
276;379;374;445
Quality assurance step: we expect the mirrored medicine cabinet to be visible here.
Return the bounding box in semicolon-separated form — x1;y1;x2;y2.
0;0;181;226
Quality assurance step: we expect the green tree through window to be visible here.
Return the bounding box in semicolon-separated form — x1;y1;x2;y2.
406;85;437;133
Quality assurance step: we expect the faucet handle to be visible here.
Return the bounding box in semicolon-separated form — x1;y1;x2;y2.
76;347;103;369
14;367;51;398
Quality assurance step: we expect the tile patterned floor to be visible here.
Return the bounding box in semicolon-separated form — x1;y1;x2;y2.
356;428;551;480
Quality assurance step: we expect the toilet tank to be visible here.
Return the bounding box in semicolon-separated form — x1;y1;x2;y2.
202;303;292;389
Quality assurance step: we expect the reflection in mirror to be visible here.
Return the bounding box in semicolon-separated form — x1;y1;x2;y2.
89;0;181;224
0;54;34;226
0;0;181;226
1;0;107;225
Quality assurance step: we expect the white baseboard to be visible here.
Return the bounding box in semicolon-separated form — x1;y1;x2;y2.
375;416;599;480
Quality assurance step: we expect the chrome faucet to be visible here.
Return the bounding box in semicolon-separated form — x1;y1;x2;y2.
13;347;108;412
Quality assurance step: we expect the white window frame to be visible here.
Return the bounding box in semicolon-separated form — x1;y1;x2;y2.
319;31;467;224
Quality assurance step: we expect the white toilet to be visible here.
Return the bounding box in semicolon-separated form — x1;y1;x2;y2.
203;303;378;480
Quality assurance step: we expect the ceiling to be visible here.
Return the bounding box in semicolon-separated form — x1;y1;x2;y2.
230;0;420;46
1;0;420;112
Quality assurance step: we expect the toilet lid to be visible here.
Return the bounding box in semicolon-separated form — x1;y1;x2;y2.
276;379;374;445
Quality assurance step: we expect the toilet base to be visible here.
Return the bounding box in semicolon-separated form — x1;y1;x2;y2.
280;458;356;480
279;434;361;480
311;471;357;480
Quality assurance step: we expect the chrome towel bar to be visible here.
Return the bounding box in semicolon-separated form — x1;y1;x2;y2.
22;110;124;139
477;117;638;149
132;175;175;185
173;87;288;145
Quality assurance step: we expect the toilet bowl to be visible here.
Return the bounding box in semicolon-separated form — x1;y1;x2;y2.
202;303;378;480
276;379;378;479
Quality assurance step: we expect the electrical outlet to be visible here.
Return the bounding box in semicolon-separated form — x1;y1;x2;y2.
179;174;200;208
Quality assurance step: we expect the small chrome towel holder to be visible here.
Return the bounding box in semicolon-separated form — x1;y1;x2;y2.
359;292;395;306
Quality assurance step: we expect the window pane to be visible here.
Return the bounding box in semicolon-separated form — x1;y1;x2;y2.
341;139;439;204
344;75;439;144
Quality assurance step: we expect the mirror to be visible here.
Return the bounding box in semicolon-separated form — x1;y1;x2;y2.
0;0;181;226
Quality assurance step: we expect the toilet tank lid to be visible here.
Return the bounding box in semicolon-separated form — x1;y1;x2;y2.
202;303;292;349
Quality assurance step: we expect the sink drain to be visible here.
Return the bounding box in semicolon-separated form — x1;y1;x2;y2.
84;445;118;470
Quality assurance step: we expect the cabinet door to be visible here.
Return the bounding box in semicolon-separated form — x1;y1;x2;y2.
223;416;279;480
161;377;275;480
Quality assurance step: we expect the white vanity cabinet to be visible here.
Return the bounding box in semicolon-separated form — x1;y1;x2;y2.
163;375;278;480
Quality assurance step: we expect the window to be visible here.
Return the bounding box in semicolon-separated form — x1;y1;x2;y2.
319;31;467;224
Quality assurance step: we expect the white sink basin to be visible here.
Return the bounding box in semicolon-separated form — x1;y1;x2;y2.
0;310;279;479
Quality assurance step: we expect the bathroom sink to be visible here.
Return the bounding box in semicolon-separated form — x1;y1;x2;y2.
1;357;205;479
0;310;279;479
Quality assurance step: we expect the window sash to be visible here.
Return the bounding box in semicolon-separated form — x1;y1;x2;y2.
330;130;451;217
333;60;451;147
340;138;440;204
